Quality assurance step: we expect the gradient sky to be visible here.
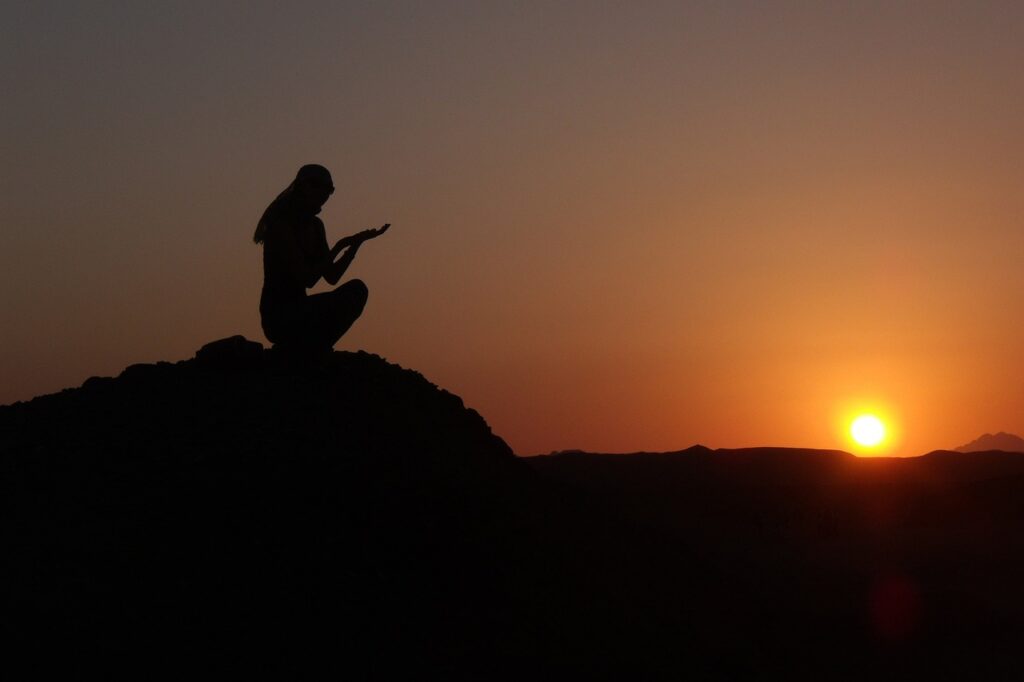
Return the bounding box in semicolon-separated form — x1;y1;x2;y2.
3;1;1022;456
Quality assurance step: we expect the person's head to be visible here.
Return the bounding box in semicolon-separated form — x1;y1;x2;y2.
254;164;335;244
293;164;335;214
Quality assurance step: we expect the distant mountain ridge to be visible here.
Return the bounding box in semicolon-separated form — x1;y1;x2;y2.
955;431;1024;453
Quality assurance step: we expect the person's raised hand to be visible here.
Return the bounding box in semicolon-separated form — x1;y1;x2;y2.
336;224;390;251
360;223;390;241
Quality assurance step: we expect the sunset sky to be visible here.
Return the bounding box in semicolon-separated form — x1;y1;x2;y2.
3;2;1022;456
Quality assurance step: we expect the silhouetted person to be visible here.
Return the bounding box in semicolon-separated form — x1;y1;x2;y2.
254;164;389;354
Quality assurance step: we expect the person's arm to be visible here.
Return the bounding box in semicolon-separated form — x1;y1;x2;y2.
323;223;390;285
323;241;361;286
302;218;363;289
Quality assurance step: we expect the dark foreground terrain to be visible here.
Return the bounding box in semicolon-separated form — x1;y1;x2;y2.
3;337;1023;678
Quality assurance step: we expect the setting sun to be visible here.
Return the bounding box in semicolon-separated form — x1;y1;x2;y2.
851;415;886;447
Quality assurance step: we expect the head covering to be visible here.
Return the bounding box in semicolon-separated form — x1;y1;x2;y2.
253;164;333;244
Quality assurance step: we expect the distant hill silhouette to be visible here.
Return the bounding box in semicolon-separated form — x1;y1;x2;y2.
955;431;1024;453
4;340;1024;677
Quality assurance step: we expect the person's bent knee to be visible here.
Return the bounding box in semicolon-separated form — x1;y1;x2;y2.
346;278;369;305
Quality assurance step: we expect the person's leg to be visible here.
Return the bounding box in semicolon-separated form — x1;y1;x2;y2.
262;302;307;355
307;279;369;350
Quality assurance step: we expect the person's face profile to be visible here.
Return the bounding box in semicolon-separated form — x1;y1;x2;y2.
298;176;335;209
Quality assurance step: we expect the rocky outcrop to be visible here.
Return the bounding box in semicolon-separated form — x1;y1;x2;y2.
0;337;534;675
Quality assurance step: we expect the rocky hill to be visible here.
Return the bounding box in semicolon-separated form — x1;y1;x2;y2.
0;336;534;674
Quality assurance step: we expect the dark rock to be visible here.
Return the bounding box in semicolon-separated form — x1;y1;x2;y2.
193;334;265;370
81;375;114;390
